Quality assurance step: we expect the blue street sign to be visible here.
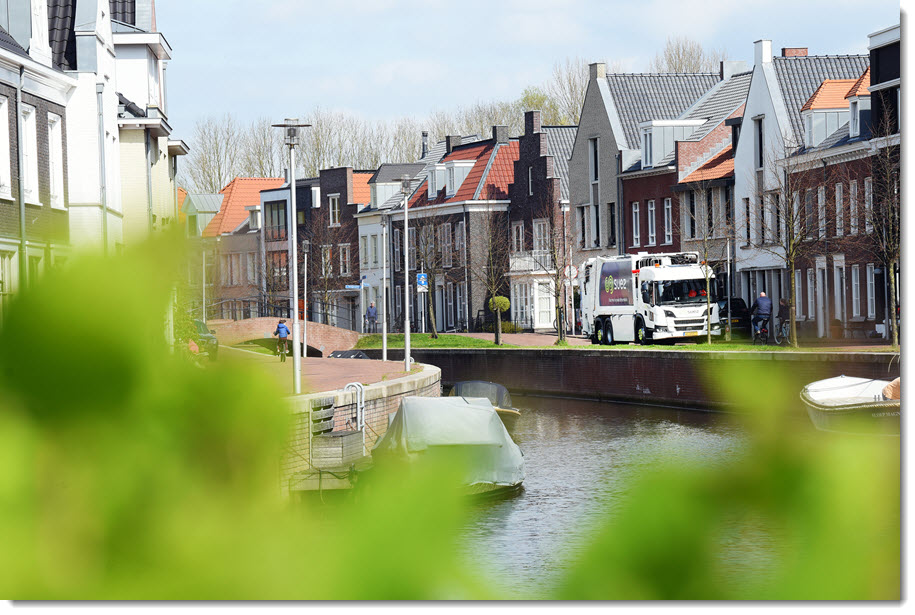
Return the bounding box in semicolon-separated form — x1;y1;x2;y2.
417;273;428;287
345;284;361;290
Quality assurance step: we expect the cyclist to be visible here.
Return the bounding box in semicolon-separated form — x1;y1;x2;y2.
776;298;790;342
274;319;290;361
750;291;772;337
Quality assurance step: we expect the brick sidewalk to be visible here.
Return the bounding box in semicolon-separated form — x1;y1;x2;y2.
219;346;418;396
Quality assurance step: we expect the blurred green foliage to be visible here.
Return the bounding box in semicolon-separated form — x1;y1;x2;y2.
0;238;899;599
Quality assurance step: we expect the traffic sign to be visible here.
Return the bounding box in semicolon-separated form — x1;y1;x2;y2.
345;284;361;290
416;273;429;293
565;265;578;280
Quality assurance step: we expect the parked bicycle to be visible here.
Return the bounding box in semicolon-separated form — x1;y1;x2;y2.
772;319;790;346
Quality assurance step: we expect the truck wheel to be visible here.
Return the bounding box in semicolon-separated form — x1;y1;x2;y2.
635;319;648;345
602;319;614;345
595;319;604;345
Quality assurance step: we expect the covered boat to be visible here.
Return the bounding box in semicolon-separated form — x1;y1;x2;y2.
372;396;525;495
448;381;521;431
800;375;900;435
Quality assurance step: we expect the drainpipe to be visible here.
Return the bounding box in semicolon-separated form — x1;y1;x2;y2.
146;130;154;233
16;67;27;287
616;152;624;255
96;83;108;255
463;206;470;331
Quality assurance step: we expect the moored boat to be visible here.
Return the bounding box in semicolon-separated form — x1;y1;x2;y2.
448;381;521;431
800;375;900;436
372;396;525;496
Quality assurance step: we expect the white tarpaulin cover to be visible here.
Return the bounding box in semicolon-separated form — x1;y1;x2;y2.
372;396;525;489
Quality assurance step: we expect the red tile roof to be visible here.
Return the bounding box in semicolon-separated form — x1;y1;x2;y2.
846;67;871;99
680;146;734;184
482;141;519;200
203;177;285;236
352;171;373;205
801;79;857;111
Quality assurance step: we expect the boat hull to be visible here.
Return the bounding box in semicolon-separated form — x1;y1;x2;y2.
801;380;900;436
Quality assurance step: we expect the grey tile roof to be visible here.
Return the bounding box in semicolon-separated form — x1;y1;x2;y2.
184;193;225;214
380;135;481;211
543;125;577;201
0;25;29;60
109;1;137;26
606;73;720;149
369;163;425;185
48;0;77;70
795;118;872;155
772;55;869;144
681;71;752;142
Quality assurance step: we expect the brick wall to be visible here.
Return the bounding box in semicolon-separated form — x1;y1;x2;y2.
207;316;360;355
621;170;680;253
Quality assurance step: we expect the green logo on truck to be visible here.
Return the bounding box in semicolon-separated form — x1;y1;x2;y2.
604;275;615;293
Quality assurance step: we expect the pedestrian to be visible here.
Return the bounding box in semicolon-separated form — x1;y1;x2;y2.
750;291;773;335
366;301;378;333
274;319;290;362
776;298;790;342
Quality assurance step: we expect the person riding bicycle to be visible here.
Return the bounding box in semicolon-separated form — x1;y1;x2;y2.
750;291;772;336
273;319;290;359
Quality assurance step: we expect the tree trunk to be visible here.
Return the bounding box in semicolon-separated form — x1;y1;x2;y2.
788;264;798;348
427;286;438;339
555;292;566;342
495;309;502;346
706;274;712;345
889;260;899;350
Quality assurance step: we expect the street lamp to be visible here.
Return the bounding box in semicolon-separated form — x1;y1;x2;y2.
382;210;388;362
401;175;411;372
273;119;311;395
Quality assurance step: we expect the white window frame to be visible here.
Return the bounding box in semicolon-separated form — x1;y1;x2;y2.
394;228;401;272
866;263;875;319
456;282;466;326
0;97;10;200
795;269;803;319
20;105;38;205
247;252;256;283
817;186;826;238
322;245;333;277
328;194;341;227
339;244;350;276
834;183;844;236
48;113;64;209
528;166;533;196
447;166;455;196
864;177;873;233
851;264;861;317
395;285;402;318
849;181;858;235
849;100;860;137
455;221;465;266
663;198;672;244
533;219;549;253
441;222;452;268
631;202;640;247
646;199;656;246
446;281;454;327
360;236;368;268
512;221;524;253
807;269;816;319
370;234;378;267
408;231;416;270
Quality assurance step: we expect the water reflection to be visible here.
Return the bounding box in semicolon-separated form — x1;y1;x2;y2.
459;396;754;599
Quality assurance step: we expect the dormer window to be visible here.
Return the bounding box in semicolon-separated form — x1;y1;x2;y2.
641;130;652;168
849;100;859;137
447;166;455;195
428;170;436;198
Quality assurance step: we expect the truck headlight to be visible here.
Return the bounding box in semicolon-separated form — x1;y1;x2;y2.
665;310;675;318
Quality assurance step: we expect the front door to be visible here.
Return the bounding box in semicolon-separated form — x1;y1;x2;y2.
536;282;553;329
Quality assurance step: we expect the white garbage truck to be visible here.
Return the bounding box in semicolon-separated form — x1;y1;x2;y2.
579;252;721;344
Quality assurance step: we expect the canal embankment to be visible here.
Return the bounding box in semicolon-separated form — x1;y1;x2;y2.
362;348;899;412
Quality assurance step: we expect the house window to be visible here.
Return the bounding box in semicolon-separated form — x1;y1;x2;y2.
533;219;549;256
804;189;815;238
339;244;351;276
864;177;873;233
807;269;816;319
247;252;256;283
706;191;714;236
455;221;465;266
370;234;378;267
642;130;652;167
755;117;764;169
20;105;38;203
329;195;341;226
850;100;859;137
724;186;733;227
512;221;524;252
394;229;401;272
744;198;751;243
428;171;436;197
408;231;416;270
321;245;333;277
866;263;875;319
47;114;63;208
395;285;402;319
647;200;656;245
688;191;696;239
851;264;861;317
817;186;826;238
457;282;466;327
528;166;533;196
795;269;803;318
446;282;454;327
849;181;858;234
835;184;844;236
360;236;368;268
663;198;672;244
448;167;455;195
608;203;617;246
441;223;452;268
773;192;782;242
631;202;640;247
589;138;599;182
589;138;600;245
578;206;586;247
0;98;10;199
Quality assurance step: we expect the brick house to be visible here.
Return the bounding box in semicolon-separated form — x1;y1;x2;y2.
0;7;76;321
506;110;576;331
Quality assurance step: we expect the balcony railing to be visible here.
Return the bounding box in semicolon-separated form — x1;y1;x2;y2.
510;250;553;272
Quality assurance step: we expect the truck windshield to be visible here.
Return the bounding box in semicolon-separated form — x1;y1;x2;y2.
656;280;716;305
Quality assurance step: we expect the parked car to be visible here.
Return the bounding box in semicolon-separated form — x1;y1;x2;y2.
194;320;219;360
718;298;751;338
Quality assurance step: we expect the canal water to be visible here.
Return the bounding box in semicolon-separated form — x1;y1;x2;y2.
457;396;814;599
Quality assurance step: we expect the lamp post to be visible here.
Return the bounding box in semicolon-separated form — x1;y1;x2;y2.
382;212;388;361
401;175;411;371
273;119;311;395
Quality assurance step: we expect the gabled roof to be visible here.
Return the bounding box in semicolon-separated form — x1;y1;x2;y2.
48;0;77;70
369;163;425;185
846;68;871;99
680;72;752;142
606;73;720;149
544;126;577;201
800;79;857;111
183;193;224;215
772;54;869;142
203;178;285;236
680;146;734;184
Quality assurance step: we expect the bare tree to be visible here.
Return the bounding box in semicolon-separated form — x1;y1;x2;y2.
186;114;242;193
301;207;357;328
466;197;511;344
239;117;283;179
647;36;727;73
528;195;575;342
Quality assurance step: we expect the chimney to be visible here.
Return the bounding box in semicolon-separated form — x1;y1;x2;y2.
720;60;749;81
421;131;429;158
445;135;461;154
492;125;509;144
525;110;542;135
589;62;606;80
754;39;773;65
781;47;808;58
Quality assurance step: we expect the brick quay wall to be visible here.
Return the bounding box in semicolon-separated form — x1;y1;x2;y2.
362;349;899;413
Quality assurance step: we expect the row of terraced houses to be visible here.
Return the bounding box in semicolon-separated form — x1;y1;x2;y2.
0;0;187;322
196;24;899;347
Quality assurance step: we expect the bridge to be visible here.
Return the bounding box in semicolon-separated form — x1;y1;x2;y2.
206;317;360;357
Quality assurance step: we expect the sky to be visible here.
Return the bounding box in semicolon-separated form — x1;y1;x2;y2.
156;0;900;146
